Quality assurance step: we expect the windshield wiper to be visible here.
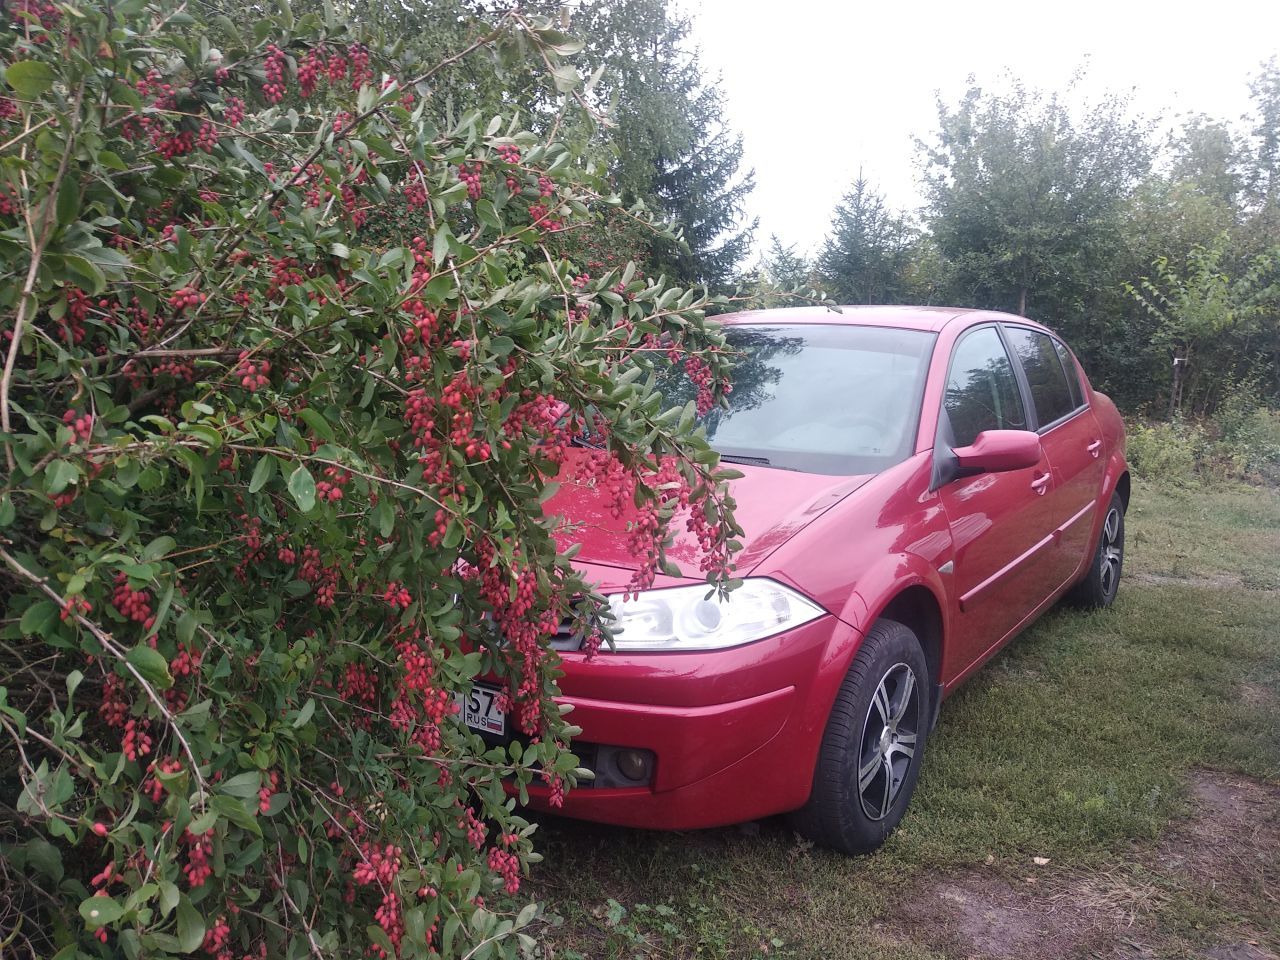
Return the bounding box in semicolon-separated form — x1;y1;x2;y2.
718;453;771;466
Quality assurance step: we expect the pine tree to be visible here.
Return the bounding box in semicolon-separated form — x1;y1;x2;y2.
573;0;756;290
760;235;810;290
817;176;916;304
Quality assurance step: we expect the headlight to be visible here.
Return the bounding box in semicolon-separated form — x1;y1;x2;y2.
604;579;825;652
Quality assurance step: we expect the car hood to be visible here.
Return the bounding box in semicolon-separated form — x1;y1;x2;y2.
545;448;871;577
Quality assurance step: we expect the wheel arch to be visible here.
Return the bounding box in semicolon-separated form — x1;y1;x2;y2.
1114;470;1131;511
832;559;950;696
874;585;944;694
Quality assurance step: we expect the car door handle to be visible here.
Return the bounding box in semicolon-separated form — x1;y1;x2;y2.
1030;473;1051;495
1086;439;1102;458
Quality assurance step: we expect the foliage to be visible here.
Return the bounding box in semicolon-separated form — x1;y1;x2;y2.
1125;405;1280;486
1126;237;1278;417
0;2;744;958
568;0;757;290
742;235;814;309
815;176;917;306
1124;420;1208;483
757;236;809;291
1168;115;1243;208
1246;56;1280;210
919;77;1153;319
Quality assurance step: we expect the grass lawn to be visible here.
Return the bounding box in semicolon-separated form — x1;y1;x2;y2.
529;479;1280;960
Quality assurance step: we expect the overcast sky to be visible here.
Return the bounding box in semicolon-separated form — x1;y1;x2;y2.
679;0;1280;260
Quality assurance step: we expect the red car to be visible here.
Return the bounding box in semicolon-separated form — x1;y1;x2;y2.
530;306;1129;853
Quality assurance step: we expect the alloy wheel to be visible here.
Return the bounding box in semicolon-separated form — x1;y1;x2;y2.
856;662;921;821
1100;506;1123;597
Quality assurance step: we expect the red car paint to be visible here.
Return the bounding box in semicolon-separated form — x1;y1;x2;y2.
531;306;1129;829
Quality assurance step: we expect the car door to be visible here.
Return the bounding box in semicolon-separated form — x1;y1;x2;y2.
1002;325;1105;592
935;325;1061;680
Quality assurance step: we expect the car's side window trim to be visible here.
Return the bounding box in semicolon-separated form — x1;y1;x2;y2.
998;323;1086;435
994;323;1037;431
930;323;1030;493
937;323;1009;443
1051;336;1089;412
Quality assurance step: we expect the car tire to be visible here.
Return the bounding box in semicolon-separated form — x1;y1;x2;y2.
1065;491;1125;609
791;619;930;855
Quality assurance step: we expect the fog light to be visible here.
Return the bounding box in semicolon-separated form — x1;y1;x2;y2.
614;749;651;782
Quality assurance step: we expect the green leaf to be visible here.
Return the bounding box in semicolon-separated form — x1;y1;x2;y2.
218;770;260;798
158;881;179;918
432;225;452;266
367;924;395;958
475;199;502;231
79;894;125;928
248;455;277;493
0;493;14;526
423;273;454;304
297;408;335;442
287;464;316;512
292;698;315;728
142;536;177;562
46;459;79;495
535;30;585;57
56;176;79;226
126;645;173;690
176;895;205;953
98;150;128;171
372;498;394;537
5;60;55;98
178;699;211;731
210;795;261;835
550;63;579;93
24;837;63;883
20;601;58;637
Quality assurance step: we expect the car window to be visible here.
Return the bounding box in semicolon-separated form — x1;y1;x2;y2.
942;327;1027;447
1051;337;1085;408
1004;327;1077;428
658;324;936;475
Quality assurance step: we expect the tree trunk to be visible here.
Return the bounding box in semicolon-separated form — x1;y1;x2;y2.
1017;286;1027;316
1168;350;1186;419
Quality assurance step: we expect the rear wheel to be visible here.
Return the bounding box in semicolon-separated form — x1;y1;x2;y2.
791;619;929;854
1066;491;1125;608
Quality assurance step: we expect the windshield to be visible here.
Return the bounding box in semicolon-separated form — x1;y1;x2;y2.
664;324;936;475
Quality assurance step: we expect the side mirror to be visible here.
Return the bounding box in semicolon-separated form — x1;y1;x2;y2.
952;430;1042;474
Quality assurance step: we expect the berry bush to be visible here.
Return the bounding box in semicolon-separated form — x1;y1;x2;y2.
0;2;742;956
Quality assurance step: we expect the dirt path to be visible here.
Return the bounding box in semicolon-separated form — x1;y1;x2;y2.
891;770;1280;959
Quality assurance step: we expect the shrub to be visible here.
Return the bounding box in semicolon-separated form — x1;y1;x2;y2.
1215;382;1280;479
0;3;742;957
1124;419;1205;484
1125;407;1280;486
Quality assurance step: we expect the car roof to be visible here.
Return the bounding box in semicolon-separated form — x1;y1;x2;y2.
715;305;1043;334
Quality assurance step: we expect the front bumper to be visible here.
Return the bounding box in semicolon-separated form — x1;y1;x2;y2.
522;613;862;830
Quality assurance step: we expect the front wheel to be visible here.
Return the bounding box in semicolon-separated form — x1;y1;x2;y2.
1066;491;1125;608
791;619;930;855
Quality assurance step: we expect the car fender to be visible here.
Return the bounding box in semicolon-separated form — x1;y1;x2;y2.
835;553;951;638
800;553;953;733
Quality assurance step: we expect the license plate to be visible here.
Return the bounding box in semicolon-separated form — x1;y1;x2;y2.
456;683;505;736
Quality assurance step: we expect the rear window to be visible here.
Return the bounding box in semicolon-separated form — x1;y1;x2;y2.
1004;327;1078;428
1052;338;1085;408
